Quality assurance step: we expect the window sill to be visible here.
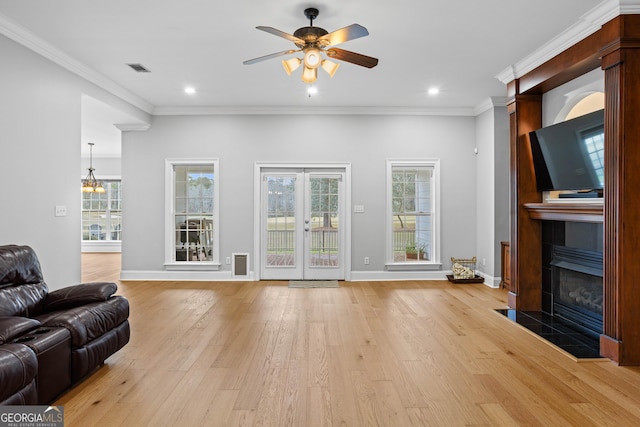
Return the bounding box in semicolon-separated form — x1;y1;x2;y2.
386;262;442;271
165;262;221;271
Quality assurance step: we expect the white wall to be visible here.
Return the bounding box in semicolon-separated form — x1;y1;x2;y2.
474;101;510;285
81;156;122;178
121;114;480;280
1;31;508;285
493;105;510;281
0;34;149;289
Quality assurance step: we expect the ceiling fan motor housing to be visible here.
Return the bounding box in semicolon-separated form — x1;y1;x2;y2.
293;26;328;45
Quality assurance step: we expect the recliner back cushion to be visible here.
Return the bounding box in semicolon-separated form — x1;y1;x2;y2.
0;283;48;317
0;245;48;316
0;245;44;289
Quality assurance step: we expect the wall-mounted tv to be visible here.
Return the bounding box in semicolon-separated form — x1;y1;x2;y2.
529;109;604;194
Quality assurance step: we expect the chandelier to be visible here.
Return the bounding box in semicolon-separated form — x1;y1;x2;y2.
82;143;105;193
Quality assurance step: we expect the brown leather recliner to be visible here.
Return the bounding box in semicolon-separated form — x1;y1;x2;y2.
0;244;130;404
0;317;39;404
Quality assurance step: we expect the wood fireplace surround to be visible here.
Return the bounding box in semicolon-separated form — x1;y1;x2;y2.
508;14;640;364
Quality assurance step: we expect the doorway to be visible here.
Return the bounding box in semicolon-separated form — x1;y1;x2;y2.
257;166;349;280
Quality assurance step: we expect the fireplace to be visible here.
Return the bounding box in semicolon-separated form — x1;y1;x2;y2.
541;221;604;339
550;245;603;338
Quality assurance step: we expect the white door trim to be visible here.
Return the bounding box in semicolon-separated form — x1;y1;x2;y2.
254;162;352;281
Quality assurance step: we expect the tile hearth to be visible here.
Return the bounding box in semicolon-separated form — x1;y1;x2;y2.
496;309;602;359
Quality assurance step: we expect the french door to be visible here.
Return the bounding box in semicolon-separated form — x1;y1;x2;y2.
260;168;345;280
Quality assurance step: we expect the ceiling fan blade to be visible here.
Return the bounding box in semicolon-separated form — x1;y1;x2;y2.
243;50;298;65
326;48;378;68
318;24;369;47
256;26;306;46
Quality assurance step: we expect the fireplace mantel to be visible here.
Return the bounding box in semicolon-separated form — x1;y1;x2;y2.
524;202;603;223
509;14;640;364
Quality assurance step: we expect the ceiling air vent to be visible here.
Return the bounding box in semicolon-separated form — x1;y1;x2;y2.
126;63;151;73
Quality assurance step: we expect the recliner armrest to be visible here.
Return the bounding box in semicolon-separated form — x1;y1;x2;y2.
44;282;118;312
0;316;41;344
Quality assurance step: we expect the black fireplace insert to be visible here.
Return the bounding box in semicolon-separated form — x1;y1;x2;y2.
550;245;603;338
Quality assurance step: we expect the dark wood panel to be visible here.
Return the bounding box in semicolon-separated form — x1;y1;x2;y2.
509;95;542;310
500;241;510;289
603;61;620;349
613;47;640;364
518;31;604;95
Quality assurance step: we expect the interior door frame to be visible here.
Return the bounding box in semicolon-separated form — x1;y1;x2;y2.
254;162;352;281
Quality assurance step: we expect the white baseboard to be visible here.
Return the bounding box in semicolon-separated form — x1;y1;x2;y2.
477;271;501;288
349;270;452;281
82;241;121;253
119;269;498;287
120;270;254;281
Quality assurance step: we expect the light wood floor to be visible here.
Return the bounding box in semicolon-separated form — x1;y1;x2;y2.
57;254;640;426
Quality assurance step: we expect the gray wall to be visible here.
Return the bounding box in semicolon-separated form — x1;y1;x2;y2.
81;157;122;178
121;114;483;278
1;30;510;285
474;101;509;284
0;34;149;289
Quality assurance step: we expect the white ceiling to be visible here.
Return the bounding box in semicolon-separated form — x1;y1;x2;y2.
0;0;628;155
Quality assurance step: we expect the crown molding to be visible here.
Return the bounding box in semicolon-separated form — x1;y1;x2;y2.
495;0;637;84
151;105;480;117
114;123;151;132
0;12;154;114
473;97;509;115
621;0;640;13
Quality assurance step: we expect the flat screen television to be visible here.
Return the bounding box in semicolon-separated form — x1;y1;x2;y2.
529;109;604;194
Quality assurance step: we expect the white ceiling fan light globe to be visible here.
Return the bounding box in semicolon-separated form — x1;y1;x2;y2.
304;48;322;69
301;66;317;83
321;59;339;77
282;57;302;75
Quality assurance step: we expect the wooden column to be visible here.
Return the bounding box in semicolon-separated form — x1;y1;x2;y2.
508;90;542;310
600;15;640;364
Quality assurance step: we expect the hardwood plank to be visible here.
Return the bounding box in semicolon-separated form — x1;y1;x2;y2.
55;254;640;426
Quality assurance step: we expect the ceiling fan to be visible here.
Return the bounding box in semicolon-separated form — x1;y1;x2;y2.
243;8;378;84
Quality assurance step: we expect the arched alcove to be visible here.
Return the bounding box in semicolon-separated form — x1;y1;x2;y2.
558;91;605;122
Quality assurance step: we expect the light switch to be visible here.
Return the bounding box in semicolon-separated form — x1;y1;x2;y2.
55;205;67;217
354;205;365;213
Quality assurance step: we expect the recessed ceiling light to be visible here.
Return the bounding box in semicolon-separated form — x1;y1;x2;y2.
427;87;439;96
184;86;196;95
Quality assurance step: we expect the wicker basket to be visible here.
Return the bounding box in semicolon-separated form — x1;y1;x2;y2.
447;256;484;283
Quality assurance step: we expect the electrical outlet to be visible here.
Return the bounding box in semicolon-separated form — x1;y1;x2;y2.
55;205;67;217
482;258;486;266
225;257;231;265
364;257;370;265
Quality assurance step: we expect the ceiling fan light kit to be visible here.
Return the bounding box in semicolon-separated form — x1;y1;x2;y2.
244;7;378;85
282;57;302;75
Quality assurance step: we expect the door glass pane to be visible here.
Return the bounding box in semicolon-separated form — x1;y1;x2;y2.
309;176;339;267
266;176;296;267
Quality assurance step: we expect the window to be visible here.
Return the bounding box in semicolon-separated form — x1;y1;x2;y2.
81;181;122;241
582;127;605;187
386;160;440;267
165;160;219;268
